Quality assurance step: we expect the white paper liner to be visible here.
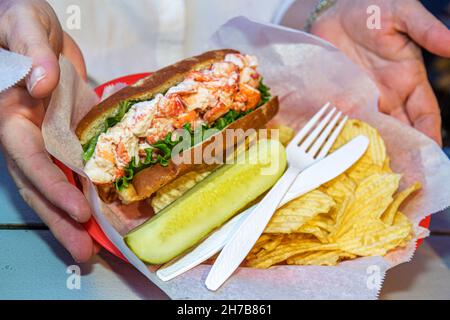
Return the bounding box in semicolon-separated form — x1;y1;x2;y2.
39;17;450;299
0;48;32;93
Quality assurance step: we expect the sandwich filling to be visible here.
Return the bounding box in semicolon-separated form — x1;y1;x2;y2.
83;53;271;189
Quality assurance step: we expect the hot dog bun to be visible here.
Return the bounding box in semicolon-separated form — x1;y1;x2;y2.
76;50;279;203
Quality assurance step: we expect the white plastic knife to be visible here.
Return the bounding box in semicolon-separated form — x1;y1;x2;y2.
156;135;369;282
205;135;370;290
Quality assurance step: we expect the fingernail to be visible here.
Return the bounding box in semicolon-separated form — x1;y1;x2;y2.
27;66;46;93
69;213;79;222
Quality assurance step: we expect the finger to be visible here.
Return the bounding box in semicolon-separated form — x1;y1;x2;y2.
396;1;450;57
1;5;63;98
0;115;92;222
405;81;442;146
6;156;95;263
62;32;87;81
378;86;412;125
0;87;45;128
388;106;412;126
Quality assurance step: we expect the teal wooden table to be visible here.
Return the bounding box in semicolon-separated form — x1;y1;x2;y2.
1;152;449;300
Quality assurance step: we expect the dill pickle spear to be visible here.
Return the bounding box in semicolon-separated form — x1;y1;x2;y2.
125;139;287;264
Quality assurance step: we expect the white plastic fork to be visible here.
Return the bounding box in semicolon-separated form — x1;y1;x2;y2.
157;103;347;281
205;102;348;291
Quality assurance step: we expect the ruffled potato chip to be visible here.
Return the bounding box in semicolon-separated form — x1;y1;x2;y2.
306;214;335;233
336;218;412;256
246;238;337;268
246;120;419;268
297;224;330;243
248;234;285;260
332;119;386;167
347;160;384;184
382;182;422;225
320;173;356;206
249;234;275;253
257;234;284;253
331;173;400;239
286;250;356;266
331;195;353;234
296;214;335;243
264;190;335;234
392;211;414;247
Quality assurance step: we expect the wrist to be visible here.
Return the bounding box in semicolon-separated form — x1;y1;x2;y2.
304;0;337;32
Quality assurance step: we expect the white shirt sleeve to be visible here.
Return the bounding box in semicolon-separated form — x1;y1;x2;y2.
47;0;286;83
48;0;184;83
272;0;296;24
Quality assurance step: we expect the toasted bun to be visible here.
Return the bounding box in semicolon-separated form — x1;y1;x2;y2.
76;49;239;145
76;49;278;204
96;97;279;204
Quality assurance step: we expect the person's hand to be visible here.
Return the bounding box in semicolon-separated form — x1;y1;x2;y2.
0;0;98;262
284;0;450;145
312;0;450;145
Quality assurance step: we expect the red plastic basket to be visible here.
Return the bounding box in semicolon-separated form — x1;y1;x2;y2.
54;73;431;262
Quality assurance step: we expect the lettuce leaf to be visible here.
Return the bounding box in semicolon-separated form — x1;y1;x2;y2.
115;131;183;191
257;78;271;107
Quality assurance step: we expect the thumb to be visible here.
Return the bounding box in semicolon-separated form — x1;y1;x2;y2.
25;39;61;99
4;11;62;99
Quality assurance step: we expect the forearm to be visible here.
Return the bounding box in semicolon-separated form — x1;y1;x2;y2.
279;0;318;31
